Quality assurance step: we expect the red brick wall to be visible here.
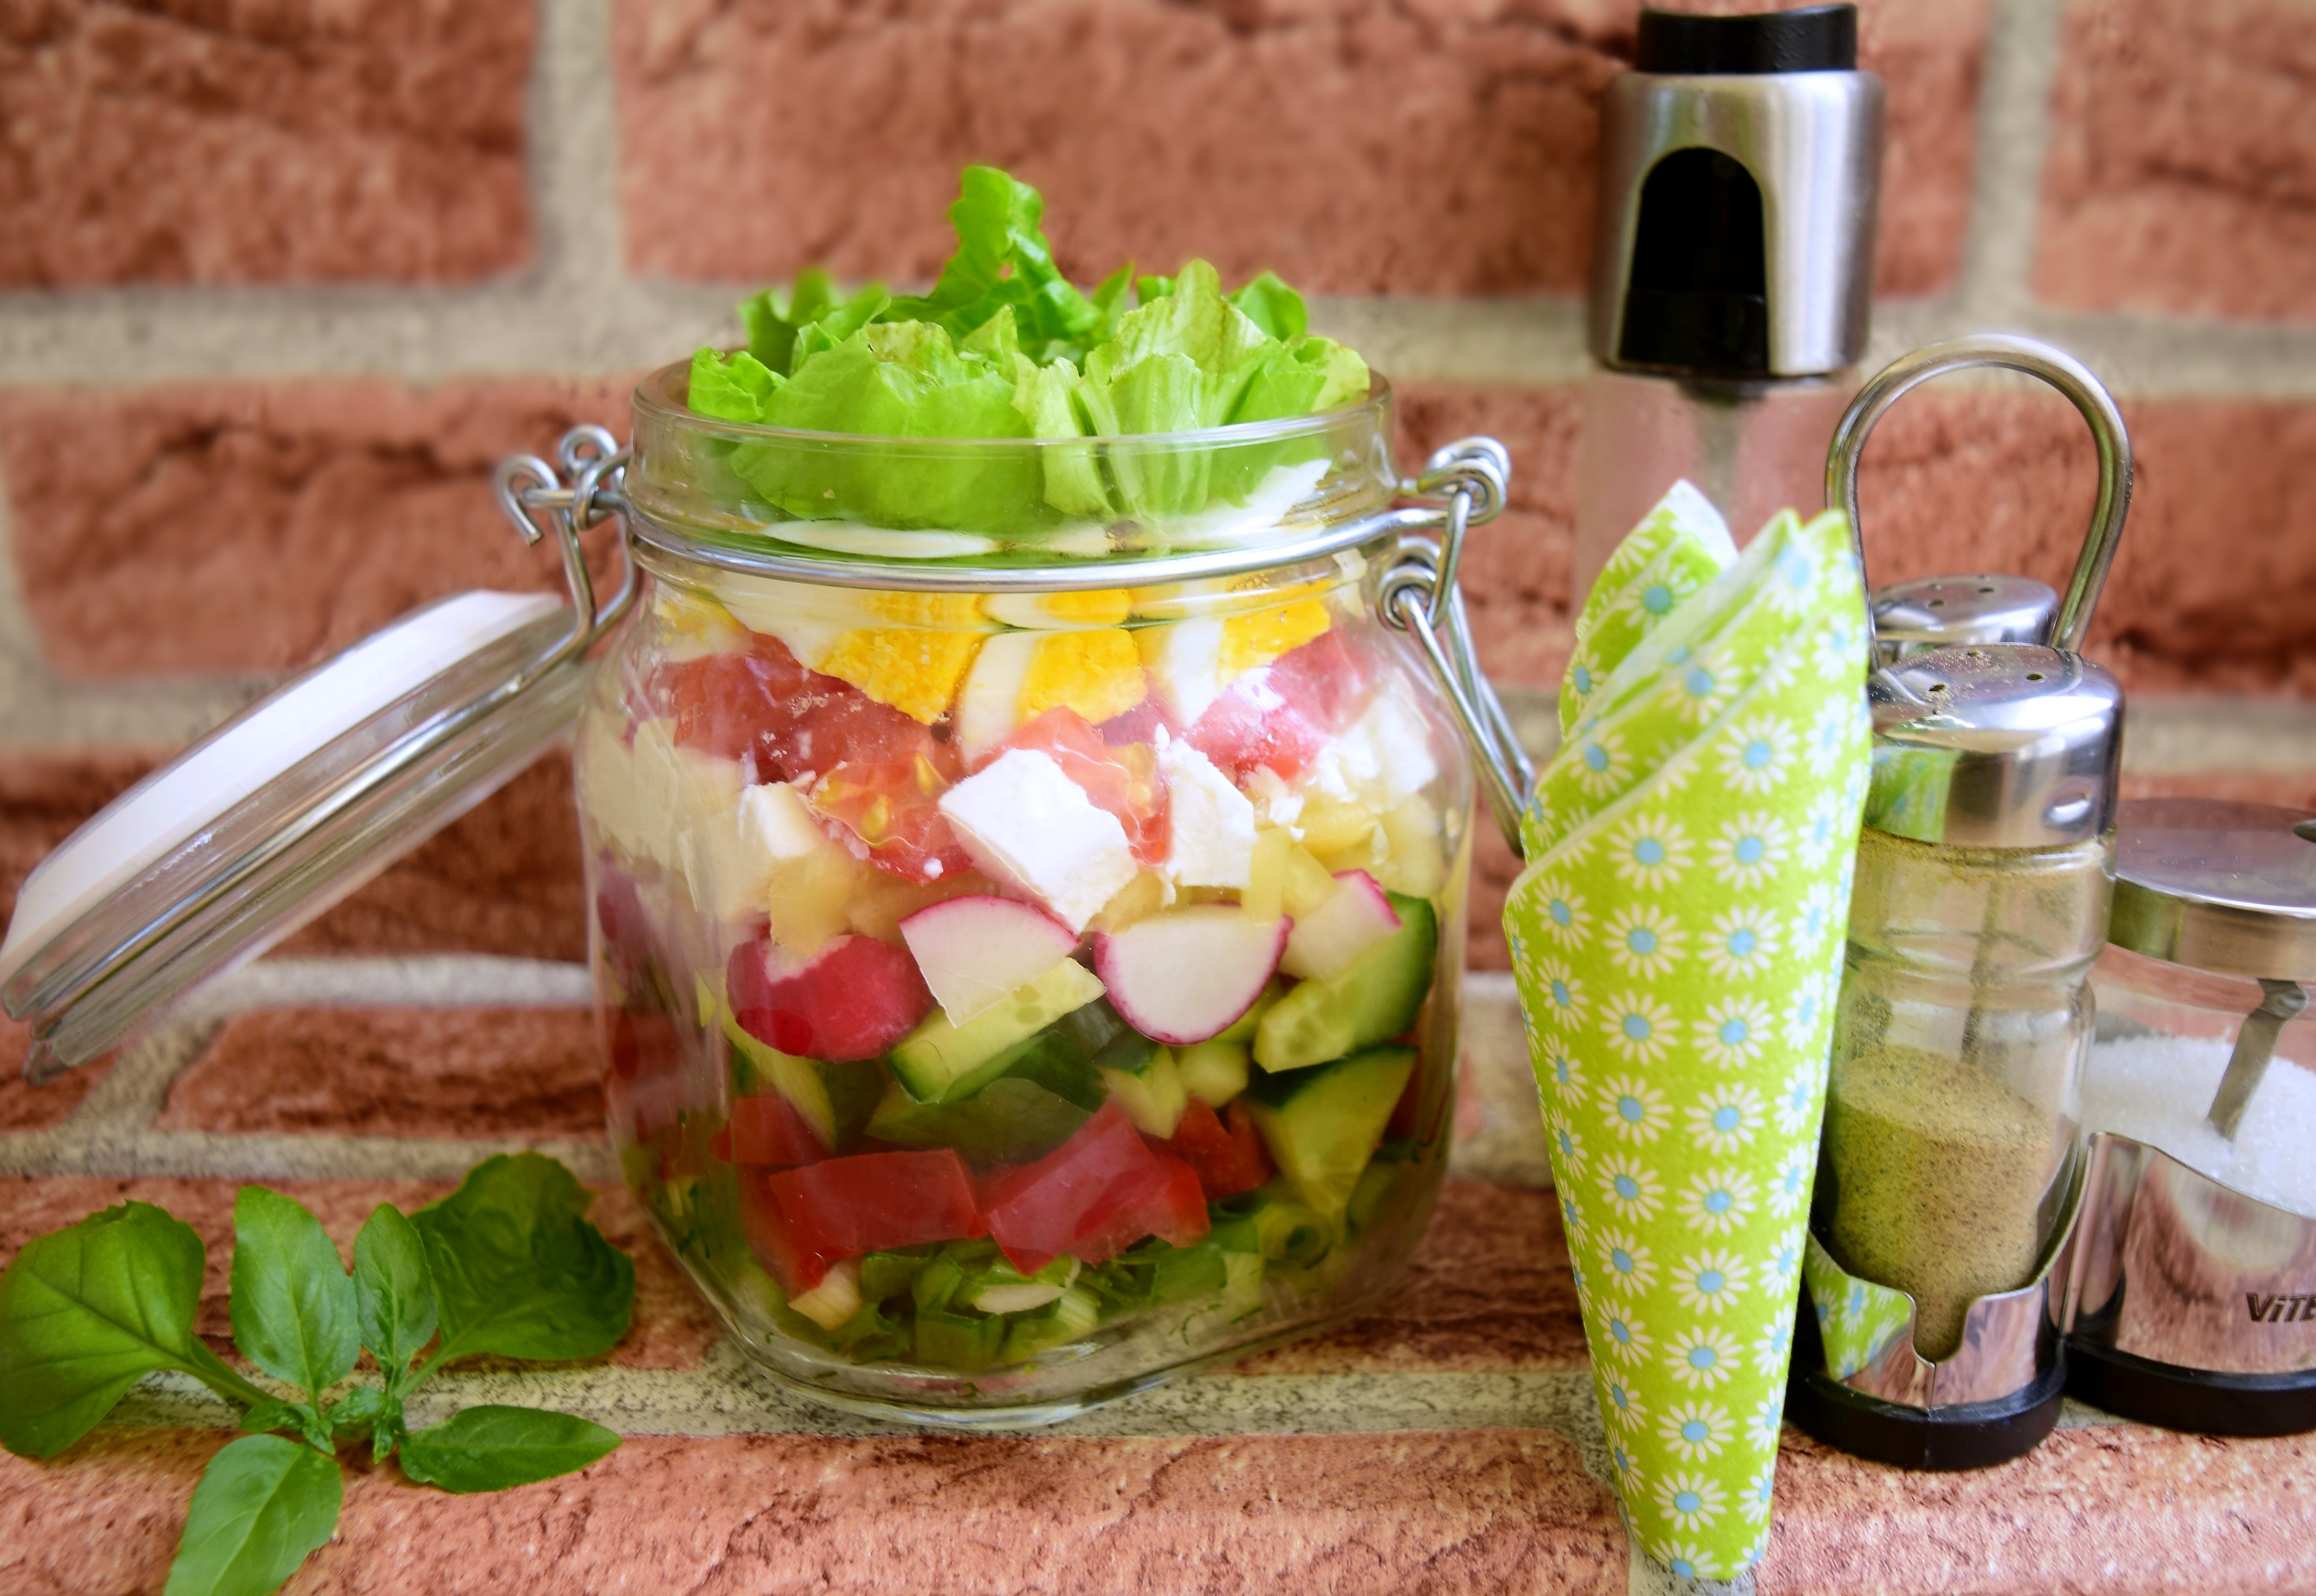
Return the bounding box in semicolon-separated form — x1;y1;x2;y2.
3;0;2314;975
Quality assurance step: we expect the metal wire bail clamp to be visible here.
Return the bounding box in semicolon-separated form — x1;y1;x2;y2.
1378;438;1534;857
1827;332;2134;660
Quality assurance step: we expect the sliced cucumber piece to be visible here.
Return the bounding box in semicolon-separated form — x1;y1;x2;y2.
1238;1187;1330;1266
1244;1045;1416;1221
1100;1046;1187;1137
868;1019;1106;1164
1214;979;1283;1045
1176;1038;1251;1107
722;1008;884;1149
1253;893;1436;1072
888;958;1106;1103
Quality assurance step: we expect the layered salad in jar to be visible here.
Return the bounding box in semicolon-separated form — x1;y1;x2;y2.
579;171;1469;1404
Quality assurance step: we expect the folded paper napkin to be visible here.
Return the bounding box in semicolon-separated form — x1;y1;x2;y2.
1504;483;1871;1578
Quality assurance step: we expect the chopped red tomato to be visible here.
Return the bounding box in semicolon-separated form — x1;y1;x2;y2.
1076;1157;1208;1265
716;1094;829;1170
657;634;971;881
982;1101;1211;1273
594;867;662;994
1002;708;1170;867
808;756;975;883
742;1148;986;1294
1189;629;1373;783
1095;697;1172;749
604;1008;682;1083
658;633;939;776
1388;1049;1427;1141
727;934;933;1063
1157;1099;1273;1201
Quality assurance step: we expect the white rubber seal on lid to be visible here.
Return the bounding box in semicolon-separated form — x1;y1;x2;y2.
0;589;559;985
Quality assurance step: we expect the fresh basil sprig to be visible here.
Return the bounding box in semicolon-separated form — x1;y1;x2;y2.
0;1153;635;1596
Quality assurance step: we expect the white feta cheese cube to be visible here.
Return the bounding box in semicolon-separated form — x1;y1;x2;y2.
1299;689;1440;810
681;781;832;922
1158;741;1256;890
579;715;746;878
937;749;1138;932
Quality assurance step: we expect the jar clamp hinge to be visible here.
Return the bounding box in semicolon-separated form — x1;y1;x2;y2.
493;424;640;654
1378;438;1535;859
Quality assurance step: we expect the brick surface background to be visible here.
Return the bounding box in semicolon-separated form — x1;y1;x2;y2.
611;0;1985;298
0;0;537;288
6;0;2316;1588
2036;0;2316;319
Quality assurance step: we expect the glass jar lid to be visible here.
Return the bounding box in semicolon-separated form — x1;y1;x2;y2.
0;432;630;1082
2108;797;2316;981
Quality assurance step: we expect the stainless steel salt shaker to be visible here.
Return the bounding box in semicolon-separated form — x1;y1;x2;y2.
1785;335;2133;1471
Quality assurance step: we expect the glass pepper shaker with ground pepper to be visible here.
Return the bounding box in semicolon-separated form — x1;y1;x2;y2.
1783;335;2132;1471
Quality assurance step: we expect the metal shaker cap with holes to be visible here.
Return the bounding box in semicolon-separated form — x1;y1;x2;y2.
1864;645;2124;848
1871;574;2058;663
1831;335;2134;850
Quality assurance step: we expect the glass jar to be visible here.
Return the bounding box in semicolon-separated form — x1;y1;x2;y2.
1819;825;2113;1358
2083;797;2316;1220
2063;798;2316;1433
579;363;1480;1423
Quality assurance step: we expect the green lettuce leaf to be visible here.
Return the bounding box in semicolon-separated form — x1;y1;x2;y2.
1228;270;1308;340
881;166;1097;357
687;166;1371;534
730;319;1043;531
687;347;782;424
739;268;840;375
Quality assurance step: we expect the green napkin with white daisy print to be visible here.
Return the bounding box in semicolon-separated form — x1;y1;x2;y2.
1504;484;1870;1580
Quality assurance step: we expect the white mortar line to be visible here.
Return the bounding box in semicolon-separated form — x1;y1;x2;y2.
109;1353;1605;1443
1950;0;2068;327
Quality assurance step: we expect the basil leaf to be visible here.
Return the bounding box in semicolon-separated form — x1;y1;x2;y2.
412;1155;634;1368
237;1400;307;1437
236;1398;332;1453
351;1203;435;1379
163;1433;340;1596
397;1406;619;1494
229;1189;358;1402
324;1384;389;1445
0;1202;266;1458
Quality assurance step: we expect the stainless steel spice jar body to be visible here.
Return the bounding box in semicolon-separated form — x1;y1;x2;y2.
1819;827;2113;1358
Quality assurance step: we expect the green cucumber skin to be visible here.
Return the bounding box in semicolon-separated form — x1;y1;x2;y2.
722;1011;884;1150
1252;893;1437;1073
887;961;1106;1103
1245;1045;1417;1221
